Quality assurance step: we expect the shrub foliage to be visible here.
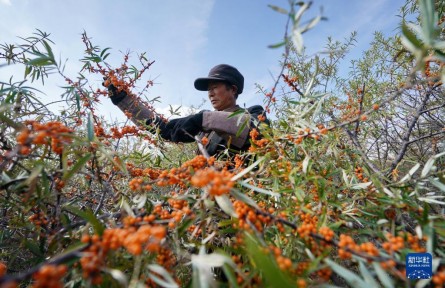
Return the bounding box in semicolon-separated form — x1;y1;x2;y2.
1;0;445;287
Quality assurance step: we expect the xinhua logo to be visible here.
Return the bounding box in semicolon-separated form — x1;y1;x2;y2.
406;253;432;279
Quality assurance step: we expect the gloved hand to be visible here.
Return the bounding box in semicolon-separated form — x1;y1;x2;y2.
159;112;204;142
102;78;127;105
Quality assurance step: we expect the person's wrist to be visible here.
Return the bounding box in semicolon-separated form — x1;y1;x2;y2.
109;88;127;105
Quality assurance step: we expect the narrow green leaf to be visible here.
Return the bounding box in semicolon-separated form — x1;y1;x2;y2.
42;39;55;65
100;47;111;58
26;57;53;67
62;153;92;181
359;261;379;287
401;23;423;49
244;234;295;288
74;92;81;113
215;194;237;218
235;120;248;138
325;259;368;287
238;181;280;198
268;41;286;49
231;156;264;181
87;112;94;141
147;264;178;288
268;5;288;15
24;239;44;257
372;262;394;288
63;206;105;236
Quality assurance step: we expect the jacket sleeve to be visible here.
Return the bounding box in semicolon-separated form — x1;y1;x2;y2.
115;96;154;126
202;105;268;149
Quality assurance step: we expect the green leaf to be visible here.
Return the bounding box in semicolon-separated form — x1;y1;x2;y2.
147;264;178;288
215;194;237;218
231;189;260;210
222;263;240;288
372;262;394;288
401;23;423;50
419;0;437;44
42;39;55;65
359;261;379;286
231;156;265;181
26;57;53;67
238;180;280;198
24;65;33;79
325;259;368;287
268;4;288;15
62;153;92;181
100;47;111;58
63;206;105;236
74;92;81;113
244;234;295;288
268;41;286;49
87;112;94;141
24;239;44;257
0;113;22;129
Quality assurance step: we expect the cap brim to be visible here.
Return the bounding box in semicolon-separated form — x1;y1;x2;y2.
194;77;227;91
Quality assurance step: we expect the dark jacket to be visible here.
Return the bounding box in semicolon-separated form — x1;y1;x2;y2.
115;97;268;156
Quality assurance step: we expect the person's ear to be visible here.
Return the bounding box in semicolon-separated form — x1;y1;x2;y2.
231;85;238;95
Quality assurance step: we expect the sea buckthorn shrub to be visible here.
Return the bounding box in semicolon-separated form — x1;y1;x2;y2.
1;1;445;287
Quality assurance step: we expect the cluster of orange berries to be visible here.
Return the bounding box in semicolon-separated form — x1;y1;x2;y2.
432;268;445;287
155;155;214;187
102;70;131;96
126;163;161;179
312;267;332;282
269;245;293;271
152;198;193;229
318;226;335;242
406;232;426;252
31;264;67;288
16;121;73;155
296;211;318;239
28;211;49;229
0;262;6;277
382;233;404;254
110;125;140;139
94;122;107;138
337;234;382;261
249;128;269;149
354;166;369;182
200;136;209;145
156;248;176;271
285;126;325;145
190;168;234;196
282;74;299;92
233;201;273;232
79;217;167;283
264;91;277;103
128;177;152;192
337;234;358;259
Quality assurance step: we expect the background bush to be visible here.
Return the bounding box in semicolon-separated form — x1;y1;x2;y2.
0;0;444;287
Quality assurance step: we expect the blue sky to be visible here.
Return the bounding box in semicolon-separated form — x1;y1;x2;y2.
1;0;405;121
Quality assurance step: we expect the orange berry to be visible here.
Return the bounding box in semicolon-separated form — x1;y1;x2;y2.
0;262;6;277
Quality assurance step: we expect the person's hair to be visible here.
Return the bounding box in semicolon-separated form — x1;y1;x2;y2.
224;82;239;99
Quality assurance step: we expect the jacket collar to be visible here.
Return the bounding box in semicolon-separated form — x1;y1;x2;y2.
222;105;241;112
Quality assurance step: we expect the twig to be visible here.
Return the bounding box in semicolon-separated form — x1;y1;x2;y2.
388;87;434;174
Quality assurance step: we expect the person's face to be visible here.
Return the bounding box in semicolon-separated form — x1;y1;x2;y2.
207;81;237;111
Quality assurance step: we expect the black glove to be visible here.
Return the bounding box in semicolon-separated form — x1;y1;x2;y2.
158;112;204;142
102;79;127;105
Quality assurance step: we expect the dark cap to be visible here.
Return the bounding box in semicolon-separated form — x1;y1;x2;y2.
194;64;244;94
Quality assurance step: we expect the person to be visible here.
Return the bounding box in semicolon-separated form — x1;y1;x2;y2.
106;64;268;157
